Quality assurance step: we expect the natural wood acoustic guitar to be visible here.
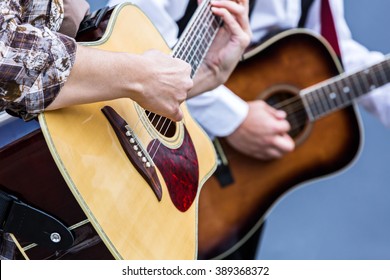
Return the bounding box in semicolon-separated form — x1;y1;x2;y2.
196;29;390;260
0;2;220;259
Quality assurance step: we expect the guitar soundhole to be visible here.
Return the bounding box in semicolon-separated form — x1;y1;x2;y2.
265;91;309;140
145;111;176;138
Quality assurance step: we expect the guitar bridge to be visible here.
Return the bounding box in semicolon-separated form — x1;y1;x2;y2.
124;125;153;169
101;106;162;201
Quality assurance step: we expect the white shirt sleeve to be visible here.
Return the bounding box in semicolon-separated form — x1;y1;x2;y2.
187;86;249;139
327;0;390;127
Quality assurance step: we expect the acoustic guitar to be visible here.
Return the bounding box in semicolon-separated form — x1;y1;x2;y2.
0;127;115;260
196;29;390;260
0;2;220;259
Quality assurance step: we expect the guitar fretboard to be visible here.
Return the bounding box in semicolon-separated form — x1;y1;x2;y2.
172;0;222;77
301;56;390;121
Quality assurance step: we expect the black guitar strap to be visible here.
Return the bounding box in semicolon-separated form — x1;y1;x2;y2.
298;0;315;28
177;0;315;36
176;0;198;37
176;0;256;37
0;188;74;251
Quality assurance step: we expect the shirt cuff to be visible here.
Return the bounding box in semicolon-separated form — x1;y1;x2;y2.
187;85;249;139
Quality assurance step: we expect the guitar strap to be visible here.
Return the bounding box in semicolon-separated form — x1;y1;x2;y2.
176;0;319;51
0;188;74;251
298;0;315;28
177;0;314;36
299;0;343;63
176;0;198;37
177;0;256;37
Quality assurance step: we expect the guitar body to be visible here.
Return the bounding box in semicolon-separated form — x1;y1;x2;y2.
197;30;362;259
0;127;114;259
38;4;216;259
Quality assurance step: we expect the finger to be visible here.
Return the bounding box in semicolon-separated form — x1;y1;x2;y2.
170;106;183;122
211;0;249;12
267;118;290;135
211;6;251;49
256;147;285;160
272;134;295;153
210;0;251;33
264;102;288;119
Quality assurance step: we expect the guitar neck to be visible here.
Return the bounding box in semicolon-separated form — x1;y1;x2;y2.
172;0;222;77
301;56;390;121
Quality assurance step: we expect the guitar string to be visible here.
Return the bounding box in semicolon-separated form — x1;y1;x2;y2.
148;44;389;139
144;45;390;155
139;48;390;144
132;6;390;159
146;0;212;155
150;1;217;160
149;1;219;161
267;63;390;131
270;62;389;113
127;0;212;159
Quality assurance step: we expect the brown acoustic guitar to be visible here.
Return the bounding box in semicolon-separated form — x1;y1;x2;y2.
196;29;390;260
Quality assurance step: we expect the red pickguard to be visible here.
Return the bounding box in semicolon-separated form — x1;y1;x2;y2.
148;127;199;212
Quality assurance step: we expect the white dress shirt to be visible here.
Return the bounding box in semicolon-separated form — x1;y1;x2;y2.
107;0;390;136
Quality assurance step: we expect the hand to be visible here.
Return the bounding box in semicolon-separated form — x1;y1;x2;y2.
225;100;295;160
190;0;252;96
130;50;193;122
49;47;193;122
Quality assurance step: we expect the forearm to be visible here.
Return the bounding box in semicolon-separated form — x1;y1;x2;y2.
48;45;193;122
188;0;251;97
47;45;140;109
188;63;226;98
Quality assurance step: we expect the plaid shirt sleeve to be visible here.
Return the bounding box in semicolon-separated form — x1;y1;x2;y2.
0;0;77;120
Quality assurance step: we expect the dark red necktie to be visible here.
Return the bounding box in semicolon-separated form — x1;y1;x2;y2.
320;0;341;57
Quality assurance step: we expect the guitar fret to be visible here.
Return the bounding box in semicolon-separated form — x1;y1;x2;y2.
318;87;330;116
312;89;329;115
338;78;354;104
382;59;390;82
370;67;380;88
377;62;388;85
301;93;314;121
173;0;221;77
352;73;366;98
360;69;372;91
307;91;320;118
305;56;390;120
345;75;360;99
375;59;390;87
334;78;347;104
330;82;344;108
331;80;342;104
322;84;337;110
